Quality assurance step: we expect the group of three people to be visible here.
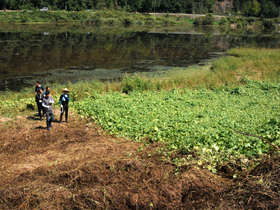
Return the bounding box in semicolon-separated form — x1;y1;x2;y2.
35;81;70;131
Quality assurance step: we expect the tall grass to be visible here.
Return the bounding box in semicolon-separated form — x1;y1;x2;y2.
119;48;280;92
212;48;280;83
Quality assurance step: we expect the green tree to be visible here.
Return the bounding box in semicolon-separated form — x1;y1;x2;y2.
141;0;152;12
234;0;279;17
251;0;261;16
243;1;252;16
266;1;279;17
233;0;242;13
105;0;113;10
0;0;10;9
128;0;143;11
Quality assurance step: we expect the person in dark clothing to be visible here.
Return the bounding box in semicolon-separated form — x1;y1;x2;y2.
35;89;43;121
42;86;50;117
59;88;70;123
35;81;44;95
42;91;55;130
42;86;50;98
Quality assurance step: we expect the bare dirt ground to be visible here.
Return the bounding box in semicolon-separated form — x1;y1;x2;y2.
0;111;279;209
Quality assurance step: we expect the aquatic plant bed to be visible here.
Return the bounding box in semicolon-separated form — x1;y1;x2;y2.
75;79;280;165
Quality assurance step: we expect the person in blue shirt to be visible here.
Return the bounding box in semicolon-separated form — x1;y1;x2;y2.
59;88;70;123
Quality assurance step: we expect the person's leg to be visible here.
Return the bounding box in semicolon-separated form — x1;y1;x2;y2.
37;103;41;117
64;104;69;123
60;106;64;123
43;107;46;117
49;111;54;127
49;116;54;127
38;103;42;120
46;112;50;130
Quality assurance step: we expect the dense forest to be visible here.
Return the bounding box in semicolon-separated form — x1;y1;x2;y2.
0;0;279;18
233;0;280;17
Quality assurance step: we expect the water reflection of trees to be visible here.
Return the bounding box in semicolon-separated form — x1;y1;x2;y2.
0;29;279;81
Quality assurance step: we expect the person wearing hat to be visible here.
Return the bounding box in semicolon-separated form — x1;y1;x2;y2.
59;88;70;123
42;91;55;130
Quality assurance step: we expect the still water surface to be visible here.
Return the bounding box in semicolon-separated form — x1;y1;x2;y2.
0;24;279;91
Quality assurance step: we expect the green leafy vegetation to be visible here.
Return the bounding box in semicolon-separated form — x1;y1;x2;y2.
74;79;280;167
0;93;61;117
194;13;214;25
0;98;36;117
218;16;277;31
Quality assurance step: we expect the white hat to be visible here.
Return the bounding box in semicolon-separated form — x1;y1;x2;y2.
62;88;70;93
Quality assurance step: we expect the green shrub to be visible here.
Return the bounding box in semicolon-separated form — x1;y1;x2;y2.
85;16;102;25
254;20;264;30
162;19;176;25
219;17;229;26
20;15;30;22
203;13;214;25
123;17;134;24
194;14;214;25
163;19;170;25
105;18;119;25
165;12;170;18
229;16;238;24
246;17;257;25
156;16;164;21
274;17;280;24
93;11;102;18
236;17;247;28
194;16;204;25
145;14;156;21
136;20;143;25
262;18;276;31
145;20;155;25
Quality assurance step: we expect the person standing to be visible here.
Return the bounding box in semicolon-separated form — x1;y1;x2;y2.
35;81;44;95
35;89;43;121
59;88;70;123
42;91;55;130
42;86;50;117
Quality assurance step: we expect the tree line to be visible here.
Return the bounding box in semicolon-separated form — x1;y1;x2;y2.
233;0;279;17
0;0;216;14
0;0;279;18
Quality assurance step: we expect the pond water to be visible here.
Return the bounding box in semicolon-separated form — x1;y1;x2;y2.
0;24;280;91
